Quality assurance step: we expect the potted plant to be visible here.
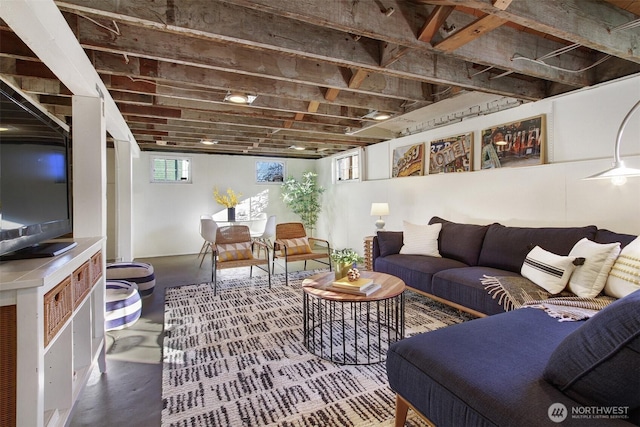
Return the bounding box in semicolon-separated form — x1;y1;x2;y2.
281;171;324;233
213;187;241;221
331;248;364;280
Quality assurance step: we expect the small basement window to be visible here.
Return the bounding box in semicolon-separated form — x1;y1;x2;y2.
335;150;361;182
151;156;192;183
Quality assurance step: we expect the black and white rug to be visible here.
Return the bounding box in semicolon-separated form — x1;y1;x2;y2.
162;270;473;426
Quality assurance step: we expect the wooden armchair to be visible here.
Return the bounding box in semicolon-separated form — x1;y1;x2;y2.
272;222;331;285
212;225;271;295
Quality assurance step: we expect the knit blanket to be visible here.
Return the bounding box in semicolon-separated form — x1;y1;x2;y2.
481;275;616;322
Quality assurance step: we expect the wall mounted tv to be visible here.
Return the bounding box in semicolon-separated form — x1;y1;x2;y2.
0;79;75;259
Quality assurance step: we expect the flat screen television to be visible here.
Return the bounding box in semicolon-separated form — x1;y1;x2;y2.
0;79;75;259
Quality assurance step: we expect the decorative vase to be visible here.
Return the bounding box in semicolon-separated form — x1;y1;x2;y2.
334;262;353;280
227;207;236;222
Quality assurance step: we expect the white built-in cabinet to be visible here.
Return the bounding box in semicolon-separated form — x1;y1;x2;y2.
0;237;105;427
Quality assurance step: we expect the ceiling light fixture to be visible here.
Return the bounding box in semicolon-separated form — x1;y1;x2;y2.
584;99;640;186
224;92;257;104
373;112;391;121
289;145;305;151
363;110;391;121
200;139;218;145
0;127;9;132
156;140;167;146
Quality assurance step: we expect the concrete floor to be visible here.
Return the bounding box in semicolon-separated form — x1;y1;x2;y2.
69;253;305;427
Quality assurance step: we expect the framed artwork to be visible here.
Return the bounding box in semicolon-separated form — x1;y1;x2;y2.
429;133;473;174
481;114;546;169
392;143;425;177
255;160;285;183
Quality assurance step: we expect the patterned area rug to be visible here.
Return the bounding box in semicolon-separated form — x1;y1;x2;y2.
162;270;474;426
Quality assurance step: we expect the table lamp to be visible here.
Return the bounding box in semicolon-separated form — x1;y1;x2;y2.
370;202;389;231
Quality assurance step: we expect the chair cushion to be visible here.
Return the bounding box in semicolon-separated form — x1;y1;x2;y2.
543;289;640;409
217;241;253;261
279;237;312;255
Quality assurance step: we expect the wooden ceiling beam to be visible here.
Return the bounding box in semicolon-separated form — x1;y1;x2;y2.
56;0;547;99
434;14;507;52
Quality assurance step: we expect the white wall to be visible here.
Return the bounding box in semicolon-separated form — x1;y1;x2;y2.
315;75;640;254
128;75;640;259
132;153;315;257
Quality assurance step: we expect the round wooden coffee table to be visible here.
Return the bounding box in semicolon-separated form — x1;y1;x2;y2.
301;271;406;365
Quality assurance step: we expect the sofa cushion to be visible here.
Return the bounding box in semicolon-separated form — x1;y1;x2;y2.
605;236;640;299
376;231;404;257
594;229;637;248
567;238;620;298
387;308;585;427
399;221;441;256
429;216;490;266
432;267;520;316
521;246;578;294
374;254;467;295
477;224;597;273
543;289;640;410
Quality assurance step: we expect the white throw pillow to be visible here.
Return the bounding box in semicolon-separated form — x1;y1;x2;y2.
567;238;621;298
399;221;442;257
521;246;577;294
604;236;640;298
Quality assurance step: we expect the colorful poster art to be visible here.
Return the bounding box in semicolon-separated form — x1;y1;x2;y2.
429;133;473;174
392;143;425;177
481;115;546;169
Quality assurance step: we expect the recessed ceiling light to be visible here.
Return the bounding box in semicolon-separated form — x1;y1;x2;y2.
156;140;167;146
226;93;249;104
289;145;305;151
0;127;9;132
224;92;257;104
201;139;218;145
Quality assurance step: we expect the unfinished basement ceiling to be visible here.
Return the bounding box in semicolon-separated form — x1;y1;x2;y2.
1;0;639;159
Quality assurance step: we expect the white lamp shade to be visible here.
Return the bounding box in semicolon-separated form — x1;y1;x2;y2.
370;202;389;216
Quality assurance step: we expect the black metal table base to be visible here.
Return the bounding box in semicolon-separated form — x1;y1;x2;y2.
302;292;405;365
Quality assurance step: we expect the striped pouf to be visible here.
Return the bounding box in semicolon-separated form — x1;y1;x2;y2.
105;280;142;331
106;262;156;297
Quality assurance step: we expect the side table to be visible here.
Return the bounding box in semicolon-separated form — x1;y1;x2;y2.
363;235;374;271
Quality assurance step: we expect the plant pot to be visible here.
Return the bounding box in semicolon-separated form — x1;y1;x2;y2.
334;262;353;280
227;207;236;222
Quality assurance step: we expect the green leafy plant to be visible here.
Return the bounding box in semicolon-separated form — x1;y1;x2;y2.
281;171;324;231
330;248;364;266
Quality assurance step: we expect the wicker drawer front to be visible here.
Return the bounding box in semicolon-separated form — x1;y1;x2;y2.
89;251;103;285
44;278;73;346
72;262;91;309
0;305;17;427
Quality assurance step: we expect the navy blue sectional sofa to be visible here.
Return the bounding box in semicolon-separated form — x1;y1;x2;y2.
373;216;635;317
374;217;640;426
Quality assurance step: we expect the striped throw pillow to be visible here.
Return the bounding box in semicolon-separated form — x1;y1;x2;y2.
604;236;640;298
521;246;577;294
